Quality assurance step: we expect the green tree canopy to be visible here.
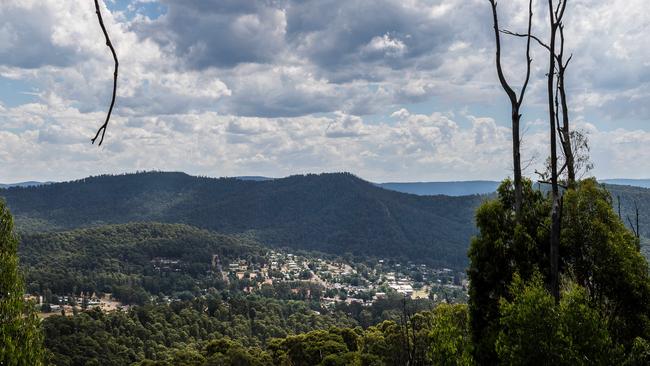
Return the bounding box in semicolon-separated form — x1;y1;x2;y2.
469;179;650;364
0;200;44;365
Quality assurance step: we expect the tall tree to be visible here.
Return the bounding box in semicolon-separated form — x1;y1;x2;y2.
488;0;534;219
0;200;44;365
546;0;566;303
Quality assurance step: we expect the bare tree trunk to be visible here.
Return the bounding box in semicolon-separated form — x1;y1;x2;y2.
556;25;575;186
548;0;566;303
512;111;523;215
489;0;533;219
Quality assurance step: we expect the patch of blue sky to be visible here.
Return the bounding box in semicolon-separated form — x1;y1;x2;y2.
106;0;167;21
0;77;40;107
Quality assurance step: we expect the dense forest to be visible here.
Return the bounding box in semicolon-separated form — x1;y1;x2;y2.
42;294;467;366
18;223;268;304
2;172;484;269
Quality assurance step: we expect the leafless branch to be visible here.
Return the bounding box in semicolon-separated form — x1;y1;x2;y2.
518;0;534;105
521;153;538;172
92;0;119;146
565;53;573;68
556;0;567;23
501;29;551;53
489;1;518;106
537;179;569;190
534;169;548;181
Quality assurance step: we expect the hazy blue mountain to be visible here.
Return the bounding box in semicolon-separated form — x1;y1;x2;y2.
601;179;650;189
0;181;53;189
378;181;500;196
234;176;275;181
379;179;650;196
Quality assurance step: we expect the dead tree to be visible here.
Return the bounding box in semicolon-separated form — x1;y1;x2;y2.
488;0;534;219
547;0;567;303
503;17;576;187
92;0;119;146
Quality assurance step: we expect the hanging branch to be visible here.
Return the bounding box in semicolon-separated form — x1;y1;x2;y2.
92;0;119;146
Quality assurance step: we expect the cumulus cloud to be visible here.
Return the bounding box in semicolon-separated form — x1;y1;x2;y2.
133;0;287;68
362;33;408;58
0;1;87;68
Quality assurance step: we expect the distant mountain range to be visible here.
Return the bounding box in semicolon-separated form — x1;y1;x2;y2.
377;181;500;196
230;177;650;196
378;179;650;196
0;181;53;189
4;177;649;195
601;179;650;189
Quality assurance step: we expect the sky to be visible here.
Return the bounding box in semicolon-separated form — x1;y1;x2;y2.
0;0;648;183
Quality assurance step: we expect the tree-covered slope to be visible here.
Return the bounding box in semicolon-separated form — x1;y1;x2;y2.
604;184;650;238
18;222;266;299
2;172;484;269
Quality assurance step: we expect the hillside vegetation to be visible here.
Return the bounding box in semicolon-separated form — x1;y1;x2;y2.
19;223;265;303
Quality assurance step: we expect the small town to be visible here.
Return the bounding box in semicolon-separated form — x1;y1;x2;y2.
218;250;468;306
27;248;468;317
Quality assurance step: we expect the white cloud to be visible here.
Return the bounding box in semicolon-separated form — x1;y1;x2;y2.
363;34;407;57
0;0;648;182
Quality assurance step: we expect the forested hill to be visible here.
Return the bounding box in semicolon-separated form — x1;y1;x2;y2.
19;222;266;299
1;172;484;269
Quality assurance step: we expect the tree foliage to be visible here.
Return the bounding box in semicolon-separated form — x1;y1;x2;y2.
469;178;650;364
0;200;44;365
496;274;617;365
41;297;473;366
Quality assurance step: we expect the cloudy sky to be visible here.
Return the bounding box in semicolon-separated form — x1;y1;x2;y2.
0;0;648;183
